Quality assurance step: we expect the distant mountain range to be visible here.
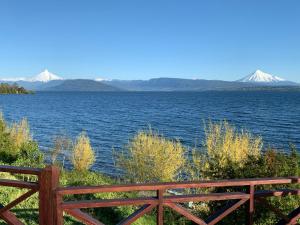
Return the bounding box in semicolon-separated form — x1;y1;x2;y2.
44;79;120;92
0;69;63;82
0;69;299;92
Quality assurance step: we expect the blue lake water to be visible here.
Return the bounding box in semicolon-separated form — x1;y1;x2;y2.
0;91;300;176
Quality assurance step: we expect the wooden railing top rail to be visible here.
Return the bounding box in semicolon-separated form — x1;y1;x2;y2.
1;165;300;225
0;165;42;175
56;177;300;195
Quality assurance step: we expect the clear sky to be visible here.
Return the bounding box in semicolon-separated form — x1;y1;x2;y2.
0;0;300;81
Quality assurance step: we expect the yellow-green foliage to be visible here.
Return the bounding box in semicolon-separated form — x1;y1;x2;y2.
203;120;262;168
71;132;95;171
9;118;31;150
117;130;186;183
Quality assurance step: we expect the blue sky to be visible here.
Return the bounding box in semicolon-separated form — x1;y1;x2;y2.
0;0;300;81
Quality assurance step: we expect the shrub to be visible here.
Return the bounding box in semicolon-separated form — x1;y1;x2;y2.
14;141;44;169
0;113;15;162
9;118;32;150
204;120;262;167
190;121;300;225
71;132;95;171
116;129;186;183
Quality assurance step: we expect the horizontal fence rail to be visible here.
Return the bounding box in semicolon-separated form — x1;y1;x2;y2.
55;177;300;225
1;165;300;225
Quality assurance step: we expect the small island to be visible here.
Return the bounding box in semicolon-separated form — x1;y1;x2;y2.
0;83;33;94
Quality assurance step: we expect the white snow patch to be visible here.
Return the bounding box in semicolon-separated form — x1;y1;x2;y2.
0;69;63;83
28;69;63;82
238;70;286;83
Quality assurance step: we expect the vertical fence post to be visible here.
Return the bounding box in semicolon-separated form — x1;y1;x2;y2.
54;191;64;225
39;165;60;225
157;189;164;225
247;184;255;225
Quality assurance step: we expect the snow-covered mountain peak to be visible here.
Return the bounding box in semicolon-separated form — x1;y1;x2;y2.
238;70;286;83
28;69;63;82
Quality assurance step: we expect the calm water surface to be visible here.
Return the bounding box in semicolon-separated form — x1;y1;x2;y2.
0;91;299;176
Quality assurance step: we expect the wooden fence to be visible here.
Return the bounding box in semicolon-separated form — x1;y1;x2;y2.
1;165;300;225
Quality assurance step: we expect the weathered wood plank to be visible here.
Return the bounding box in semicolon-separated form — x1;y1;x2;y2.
164;192;250;203
0;165;42;175
206;199;248;225
0;179;38;189
62;197;158;210
117;204;156;225
65;209;105;225
0;189;37;213
57;177;296;195
0;209;24;225
165;202;207;225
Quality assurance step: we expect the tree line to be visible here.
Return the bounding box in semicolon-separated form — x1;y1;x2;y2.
0;83;32;94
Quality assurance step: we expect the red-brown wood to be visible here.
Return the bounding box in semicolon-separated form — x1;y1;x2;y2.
165;202;207;225
206;199;248;225
0;189;37;214
0;165;42;225
1;165;300;225
54;192;64;225
163;192;250;203
0;165;42;175
157;189;164;225
56;177;294;195
117;204;156;225
56;177;300;225
65;208;105;225
0;209;24;225
62;197;158;209
39;165;60;225
247;185;255;225
0;179;38;189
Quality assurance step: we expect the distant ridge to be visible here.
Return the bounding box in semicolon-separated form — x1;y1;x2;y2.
43;79;122;92
104;78;261;91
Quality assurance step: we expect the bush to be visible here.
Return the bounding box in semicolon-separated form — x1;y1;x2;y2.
0;114;44;170
205;120;262;167
116;129;186;183
189;121;300;224
191;121;263;180
71;132;95;171
0;113;15;162
9;118;32;150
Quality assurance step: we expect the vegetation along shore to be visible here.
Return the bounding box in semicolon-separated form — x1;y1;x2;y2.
0;83;33;94
0;114;299;224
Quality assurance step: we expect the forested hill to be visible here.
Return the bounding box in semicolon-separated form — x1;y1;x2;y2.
0;83;33;94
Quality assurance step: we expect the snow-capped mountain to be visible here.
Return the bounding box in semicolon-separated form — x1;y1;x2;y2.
0;69;63;83
27;69;63;82
238;70;286;83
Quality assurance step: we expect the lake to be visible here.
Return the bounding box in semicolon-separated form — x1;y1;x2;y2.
0;91;300;176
